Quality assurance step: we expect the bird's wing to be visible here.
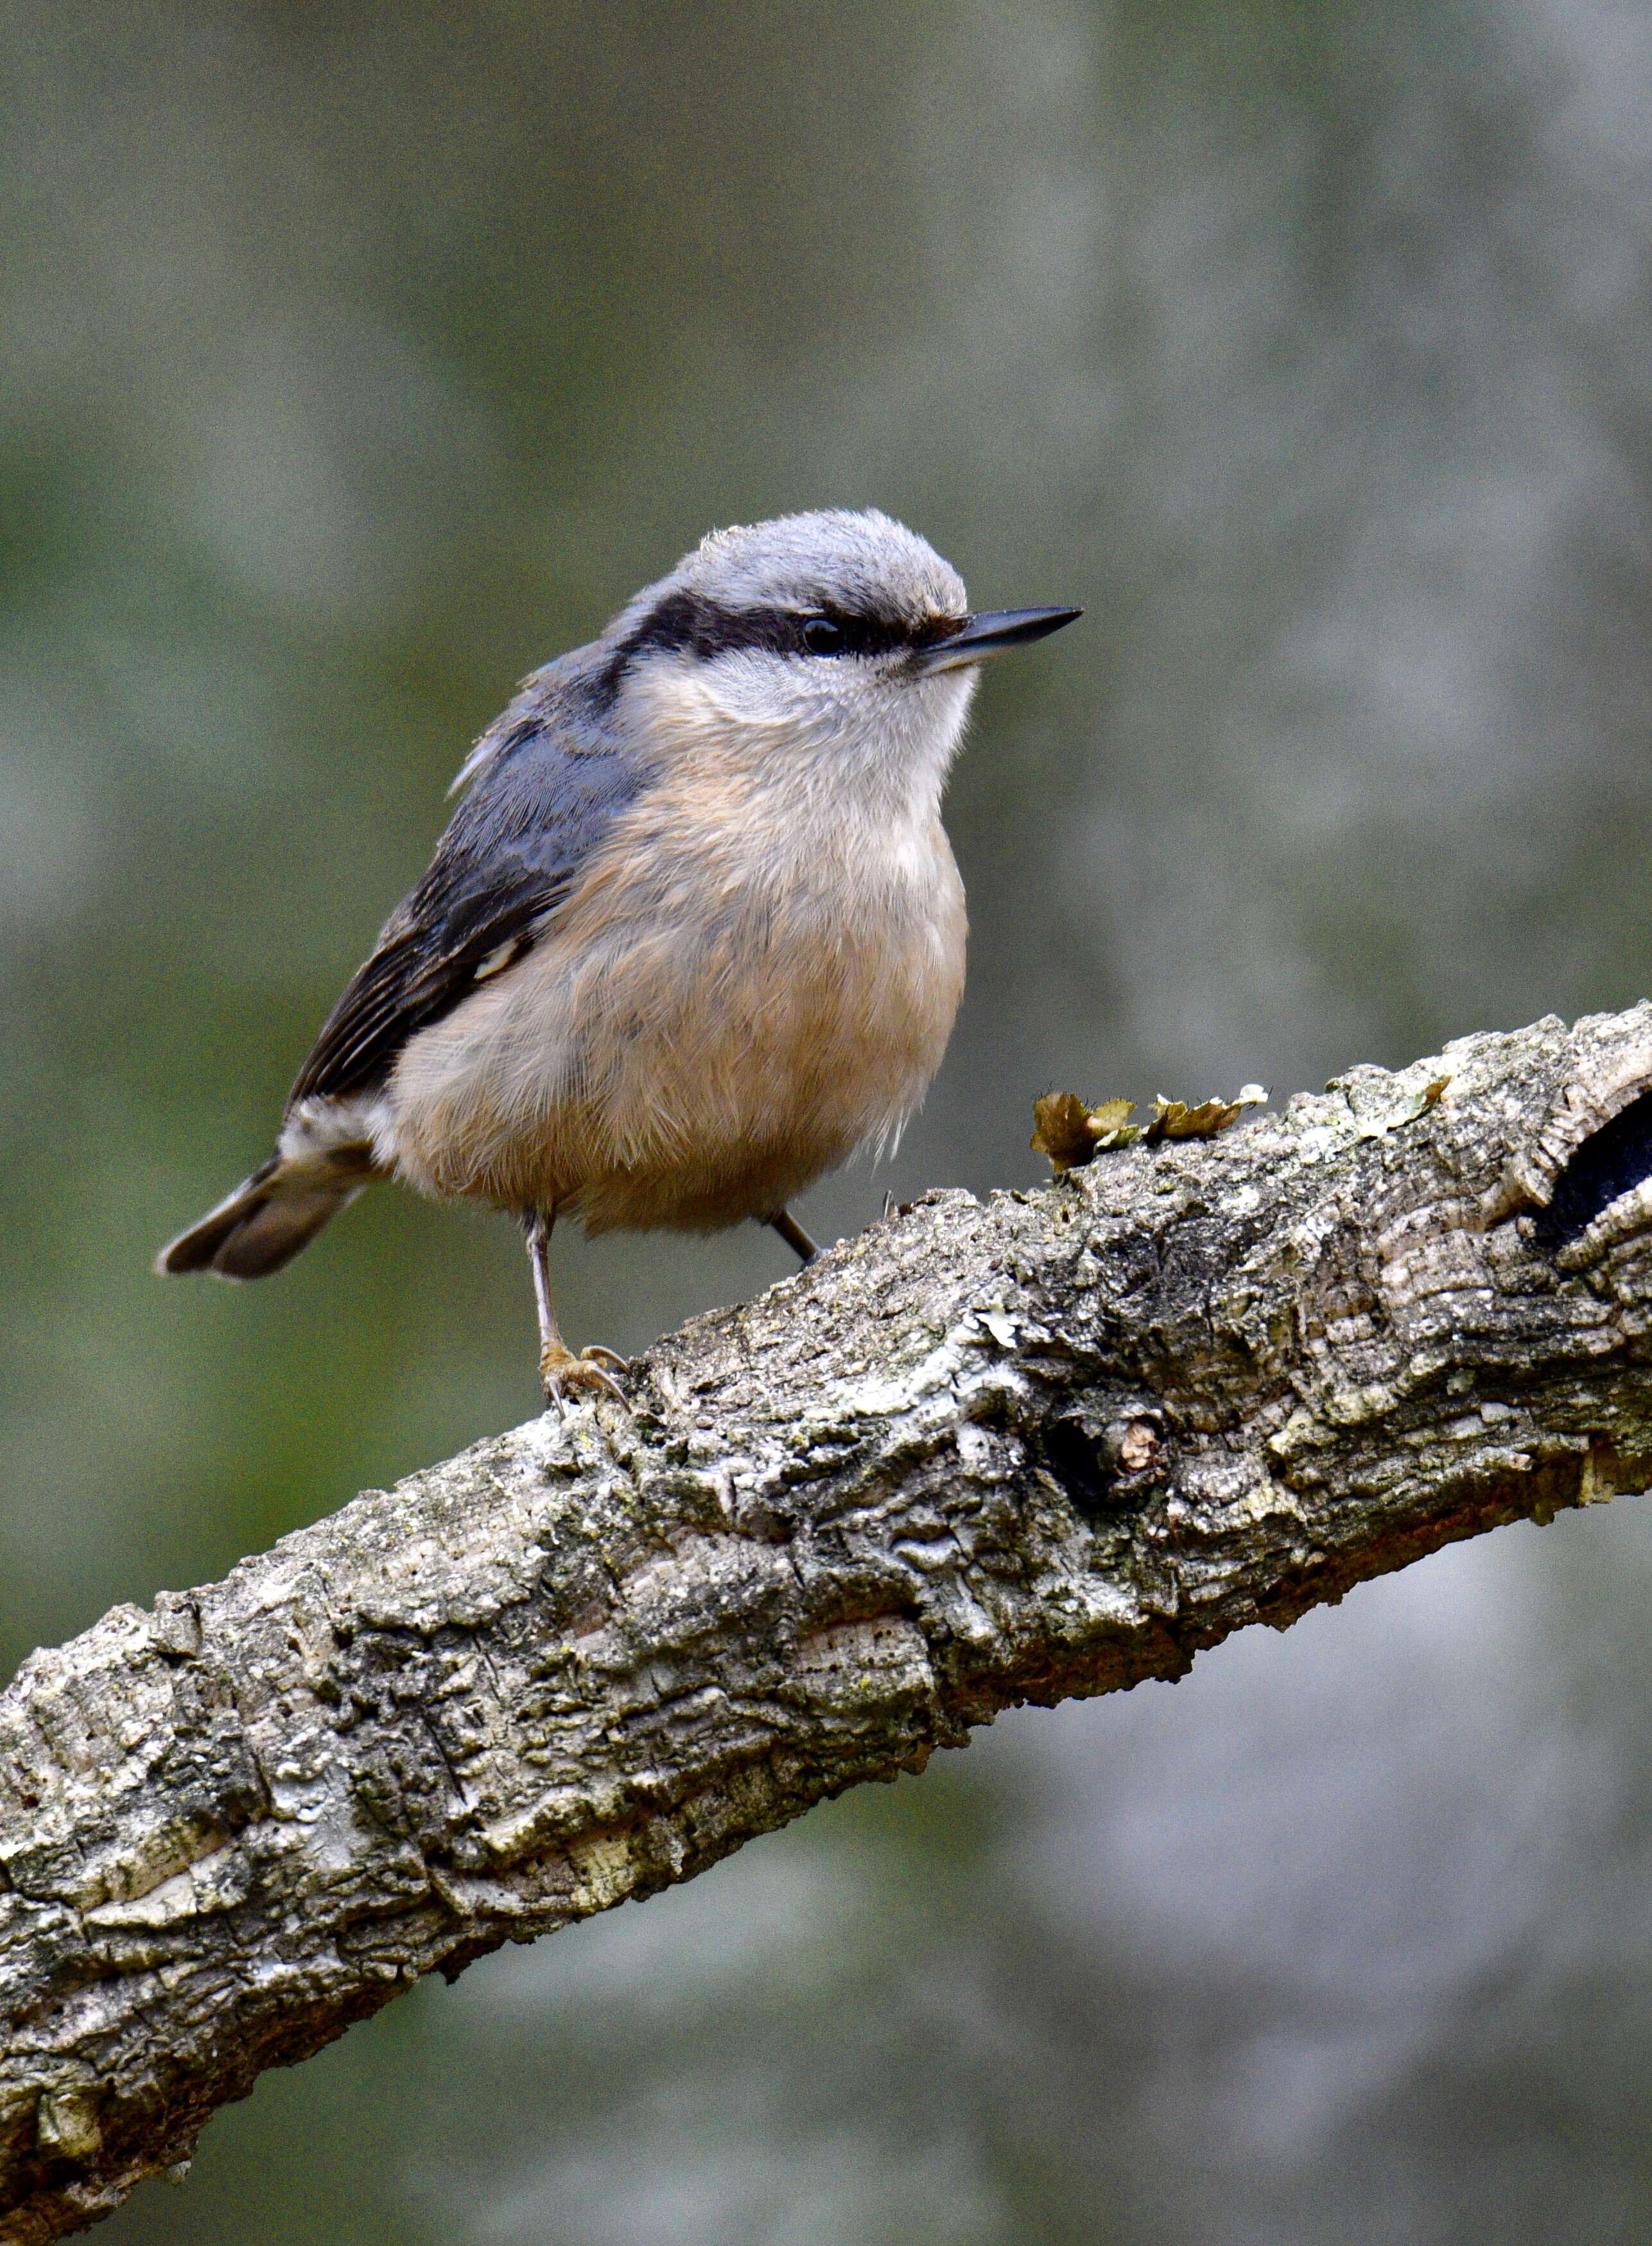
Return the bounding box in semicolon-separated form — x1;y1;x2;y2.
290;708;641;1106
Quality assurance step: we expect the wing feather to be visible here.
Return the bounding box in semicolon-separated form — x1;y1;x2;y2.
290;706;641;1106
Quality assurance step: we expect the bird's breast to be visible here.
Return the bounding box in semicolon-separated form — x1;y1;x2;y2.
387;763;968;1227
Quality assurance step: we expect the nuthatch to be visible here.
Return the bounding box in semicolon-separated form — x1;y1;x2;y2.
158;510;1080;1401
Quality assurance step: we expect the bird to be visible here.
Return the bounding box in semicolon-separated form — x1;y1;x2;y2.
157;510;1080;1404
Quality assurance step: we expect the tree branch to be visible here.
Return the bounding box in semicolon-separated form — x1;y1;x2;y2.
8;1003;1652;2239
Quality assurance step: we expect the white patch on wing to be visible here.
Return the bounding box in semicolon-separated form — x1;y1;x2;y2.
473;936;525;982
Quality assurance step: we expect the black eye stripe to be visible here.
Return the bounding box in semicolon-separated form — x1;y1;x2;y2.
602;589;960;695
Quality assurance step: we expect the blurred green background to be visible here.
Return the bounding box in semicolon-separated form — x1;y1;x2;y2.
6;1;1652;2239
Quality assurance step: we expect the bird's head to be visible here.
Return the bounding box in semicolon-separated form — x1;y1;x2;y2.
599;510;1079;797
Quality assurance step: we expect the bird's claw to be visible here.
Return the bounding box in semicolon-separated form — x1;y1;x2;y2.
580;1344;630;1373
540;1343;628;1409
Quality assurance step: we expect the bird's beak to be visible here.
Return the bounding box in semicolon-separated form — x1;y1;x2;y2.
915;605;1083;674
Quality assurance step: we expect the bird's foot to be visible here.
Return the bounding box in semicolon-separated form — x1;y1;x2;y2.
540;1341;628;1409
580;1345;630;1373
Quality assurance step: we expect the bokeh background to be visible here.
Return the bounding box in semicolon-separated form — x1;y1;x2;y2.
6;1;1652;2238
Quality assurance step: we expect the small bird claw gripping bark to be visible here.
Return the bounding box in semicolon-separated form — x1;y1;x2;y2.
539;1342;627;1409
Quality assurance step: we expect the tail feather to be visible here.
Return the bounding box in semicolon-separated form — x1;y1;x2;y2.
157;1153;370;1280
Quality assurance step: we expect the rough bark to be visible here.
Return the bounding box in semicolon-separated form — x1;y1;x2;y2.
9;1002;1652;2240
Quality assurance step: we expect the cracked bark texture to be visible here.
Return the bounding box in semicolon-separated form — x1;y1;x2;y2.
10;1002;1652;2240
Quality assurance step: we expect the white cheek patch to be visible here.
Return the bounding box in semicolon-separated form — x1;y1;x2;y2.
622;646;977;805
623;650;779;743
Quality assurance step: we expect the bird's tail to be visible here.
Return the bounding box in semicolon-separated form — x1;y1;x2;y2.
155;1147;374;1280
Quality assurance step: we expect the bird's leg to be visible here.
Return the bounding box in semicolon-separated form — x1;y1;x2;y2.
769;1208;820;1265
525;1210;627;1406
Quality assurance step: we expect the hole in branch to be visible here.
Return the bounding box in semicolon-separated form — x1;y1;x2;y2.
1531;1087;1652;1248
1043;1415;1111;1510
1041;1406;1168;1515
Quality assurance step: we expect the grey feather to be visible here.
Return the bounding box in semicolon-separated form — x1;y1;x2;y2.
291;688;642;1104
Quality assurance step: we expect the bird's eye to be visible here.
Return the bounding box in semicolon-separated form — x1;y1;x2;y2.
801;616;844;655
